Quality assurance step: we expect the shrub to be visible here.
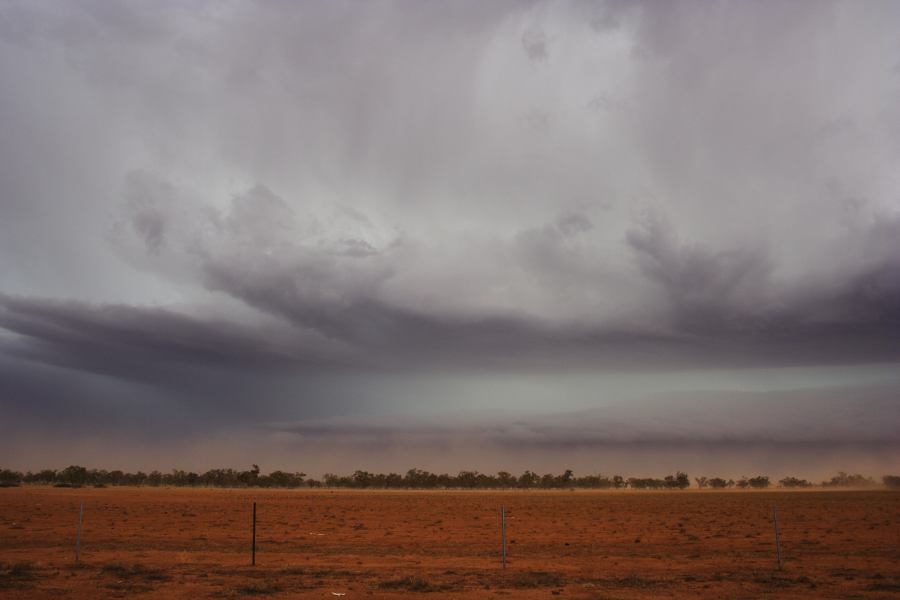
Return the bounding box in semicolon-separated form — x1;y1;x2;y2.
0;561;36;589
378;576;454;592
507;571;566;588
778;477;812;488
707;477;732;489
665;472;690;489
232;582;282;595
0;470;23;486
748;476;770;489
627;477;666;489
822;472;875;487
57;465;88;486
101;563;169;582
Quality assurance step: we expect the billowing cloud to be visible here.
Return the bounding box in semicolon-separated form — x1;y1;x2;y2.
1;1;898;472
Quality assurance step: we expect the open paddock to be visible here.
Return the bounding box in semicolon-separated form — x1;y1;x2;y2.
1;487;898;599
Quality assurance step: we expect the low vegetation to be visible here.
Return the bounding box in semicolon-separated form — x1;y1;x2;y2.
779;476;813;488
506;571;566;588
378;576;456;592
1;466;896;490
101;563;170;582
822;472;877;487
736;476;771;489
0;562;36;589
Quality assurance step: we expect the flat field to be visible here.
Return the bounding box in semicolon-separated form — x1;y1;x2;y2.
0;487;898;599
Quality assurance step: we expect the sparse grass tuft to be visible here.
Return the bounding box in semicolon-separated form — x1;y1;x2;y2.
378;576;454;592
101;562;170;582
615;573;665;589
507;570;566;588
0;562;37;589
232;582;283;595
866;581;900;592
753;573;814;588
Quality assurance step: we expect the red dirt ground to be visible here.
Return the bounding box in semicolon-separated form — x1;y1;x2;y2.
1;487;898;598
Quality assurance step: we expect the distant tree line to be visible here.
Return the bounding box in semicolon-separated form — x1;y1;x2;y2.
0;464;312;489
0;467;685;489
821;472;879;488
323;469;691;489
0;466;896;490
694;476;773;489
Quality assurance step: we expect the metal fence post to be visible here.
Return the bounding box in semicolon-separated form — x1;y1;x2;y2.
75;502;84;563
773;504;783;570
501;506;507;569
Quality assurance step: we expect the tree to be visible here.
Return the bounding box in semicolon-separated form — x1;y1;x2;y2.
456;471;479;489
627;477;666;489
352;470;373;488
539;473;556;488
238;465;260;486
0;469;23;486
58;465;88;486
747;476;770;489
665;472;690;489
323;473;343;487
496;471;516;488
518;471;539;488
778;476;812;488
822;472;875;487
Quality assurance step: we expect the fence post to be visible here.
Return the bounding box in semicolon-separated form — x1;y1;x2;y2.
252;502;257;566
501;506;507;569
75;501;84;563
773;504;783;570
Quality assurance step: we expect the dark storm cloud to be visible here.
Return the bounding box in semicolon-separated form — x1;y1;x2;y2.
1;191;898;382
624;215;900;362
110;174;899;369
0;293;343;381
1;1;899;471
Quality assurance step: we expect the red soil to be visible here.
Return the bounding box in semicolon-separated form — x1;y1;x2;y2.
1;487;898;598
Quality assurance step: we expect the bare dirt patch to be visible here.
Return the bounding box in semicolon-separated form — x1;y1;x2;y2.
0;487;897;598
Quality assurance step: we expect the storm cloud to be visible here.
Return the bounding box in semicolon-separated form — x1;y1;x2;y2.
1;1;898;473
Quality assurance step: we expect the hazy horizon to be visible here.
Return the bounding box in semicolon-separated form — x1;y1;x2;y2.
1;1;898;476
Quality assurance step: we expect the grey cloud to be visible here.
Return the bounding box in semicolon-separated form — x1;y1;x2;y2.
6;174;893;380
125;172;175;254
1;1;899;470
0;293;345;381
627;215;775;328
99;173;900;369
521;29;549;63
274;384;900;446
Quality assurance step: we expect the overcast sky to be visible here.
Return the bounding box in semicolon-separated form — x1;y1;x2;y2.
1;1;898;476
